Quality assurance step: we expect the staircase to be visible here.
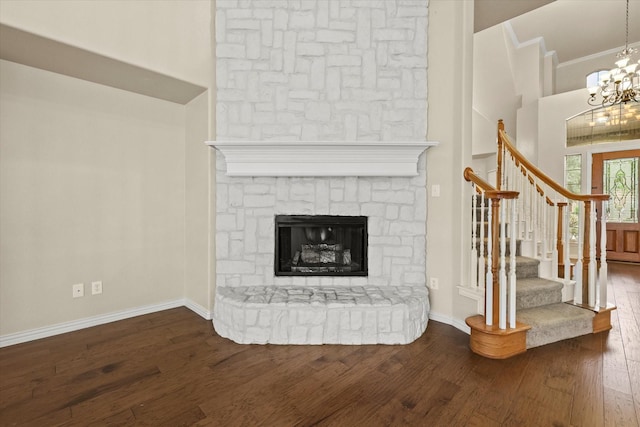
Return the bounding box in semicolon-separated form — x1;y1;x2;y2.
462;121;615;359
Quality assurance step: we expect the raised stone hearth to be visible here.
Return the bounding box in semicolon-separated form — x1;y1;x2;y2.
213;285;430;344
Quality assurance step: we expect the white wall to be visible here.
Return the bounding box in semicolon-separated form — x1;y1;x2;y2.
516;100;539;164
473;22;559;165
514;41;544;105
185;91;213;315
427;0;475;328
472;24;519;156
0;60;186;335
0;0;212;87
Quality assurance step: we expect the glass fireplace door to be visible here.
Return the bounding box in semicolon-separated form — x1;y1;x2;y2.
275;215;368;276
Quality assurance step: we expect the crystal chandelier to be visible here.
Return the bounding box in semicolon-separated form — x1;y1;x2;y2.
587;0;639;107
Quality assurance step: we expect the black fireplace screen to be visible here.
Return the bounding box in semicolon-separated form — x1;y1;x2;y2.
275;215;368;276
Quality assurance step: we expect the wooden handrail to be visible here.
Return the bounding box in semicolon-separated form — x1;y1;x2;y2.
464;167;495;192
497;120;609;203
464;167;518;200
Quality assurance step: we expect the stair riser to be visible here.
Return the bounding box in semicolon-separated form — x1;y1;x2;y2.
513;262;538;279
475;262;538;280
516;289;562;310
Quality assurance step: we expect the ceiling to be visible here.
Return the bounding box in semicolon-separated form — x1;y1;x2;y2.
475;0;640;64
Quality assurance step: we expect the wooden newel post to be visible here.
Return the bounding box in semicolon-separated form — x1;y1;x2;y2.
557;202;567;278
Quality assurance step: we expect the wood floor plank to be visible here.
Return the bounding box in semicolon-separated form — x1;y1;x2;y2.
570;355;605;426
0;264;638;426
130;387;207;426
604;387;639;427
629;359;640;422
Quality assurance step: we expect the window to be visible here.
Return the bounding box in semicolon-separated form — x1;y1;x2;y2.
585;69;608;91
603;156;639;223
566;103;640;147
565;154;582;239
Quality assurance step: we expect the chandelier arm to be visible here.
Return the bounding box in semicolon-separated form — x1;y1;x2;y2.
587;0;639;107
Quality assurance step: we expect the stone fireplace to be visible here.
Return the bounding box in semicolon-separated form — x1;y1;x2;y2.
213;149;431;289
210;0;434;344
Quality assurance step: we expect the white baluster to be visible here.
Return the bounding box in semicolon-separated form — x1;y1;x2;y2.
532;185;539;258
519;168;525;239
502;145;507;189
551;203;559;278
528;177;534;242
541;197;549;261
574;202;584;305
589;202;597;306
509;198;517;328
471;186;478;289
563;202;570;287
485;198;493;326
506;162;512;238
551;201;557;260
499;200;507;330
478;192;486;290
599;200;608;308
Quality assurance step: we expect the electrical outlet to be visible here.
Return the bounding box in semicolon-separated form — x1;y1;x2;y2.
91;281;103;295
72;283;84;298
431;184;441;197
429;277;439;290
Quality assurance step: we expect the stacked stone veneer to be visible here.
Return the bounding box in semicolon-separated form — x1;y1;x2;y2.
214;0;429;344
215;286;430;344
216;157;427;289
216;0;427;141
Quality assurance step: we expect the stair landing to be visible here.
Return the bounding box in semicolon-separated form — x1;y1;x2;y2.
517;303;594;349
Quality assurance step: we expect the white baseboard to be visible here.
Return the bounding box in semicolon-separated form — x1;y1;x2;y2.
451;318;471;334
428;311;471;335
4;301;474;348
0;298;212;348
184;298;212;320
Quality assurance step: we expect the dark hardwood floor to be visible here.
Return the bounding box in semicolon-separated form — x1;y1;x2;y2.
1;262;638;426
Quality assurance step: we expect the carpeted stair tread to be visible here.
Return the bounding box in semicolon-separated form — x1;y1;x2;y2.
517;303;594;349
512;256;539;279
516;277;563;309
476;255;537;279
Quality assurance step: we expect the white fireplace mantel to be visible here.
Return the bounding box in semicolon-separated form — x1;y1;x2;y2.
206;140;439;177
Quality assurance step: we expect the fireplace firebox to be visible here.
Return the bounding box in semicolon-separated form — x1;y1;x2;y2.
275;215;368;276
